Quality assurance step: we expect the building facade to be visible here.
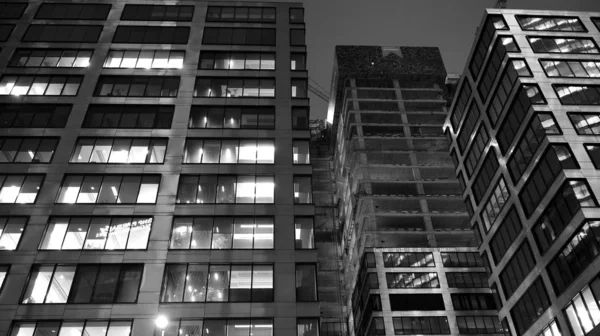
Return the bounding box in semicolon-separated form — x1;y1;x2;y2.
327;46;505;336
444;9;600;336
0;1;319;336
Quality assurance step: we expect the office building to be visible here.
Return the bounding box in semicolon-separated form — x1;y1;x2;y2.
327;46;504;336
444;9;600;336
0;1;318;336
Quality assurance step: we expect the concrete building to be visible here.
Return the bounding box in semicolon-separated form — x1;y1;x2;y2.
327;46;505;336
444;9;600;336
0;1;319;336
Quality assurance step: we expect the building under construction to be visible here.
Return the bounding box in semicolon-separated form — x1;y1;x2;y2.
326;46;508;336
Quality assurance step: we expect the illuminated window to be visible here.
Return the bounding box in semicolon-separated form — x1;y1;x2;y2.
295;217;314;249
0;175;44;204
22;24;102;43
293;140;310;164
298;318;319;336
184;139;274;164
83;105;173;129
177;175;274;204
94;76;180;97
0;217;27;250
194;77;275;97
104;50;184;69
0;137;58;163
564;277;600;336
10;321;132;336
517;15;586;31
71;138;167;164
9;49;92;68
294;176;312;204
189;106;275;129
56;175;160;204
528;37;599;54
0;75;81;96
199;51;274;70
206;6;275;23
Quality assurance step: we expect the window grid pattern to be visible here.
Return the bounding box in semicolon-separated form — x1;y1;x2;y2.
202;27;275;46
528;37;599;54
540;59;600;78
0;217;27;251
0;137;58;163
104;50;184;69
160;264;273;303
392;317;450;335
206;6;275;23
569;112;600;135
564;276;600;336
56;174;160;204
507;115;549;183
441;252;484;267
184;139;274;164
456;316;508;335
490;206;523;264
154;319;274;336
383;252;435;267
554;85;600;105
177;175;274;204
189;106;275;129
9;321;132;336
537;320;561;336
113;26;190;44
547;220;600;296
497;87;536;154
194;77;275;97
457;101;481;152
0;104;70;128
477;38;521;101
94;76;180;97
446;272;488;288
120;5;193;21
40;217;152;251
451;293;496;310
500;241;536;299
517;16;586;31
469;15;509;79
0;75;82;96
9;49;92;68
486;57;522;125
199;51;275;70
293;140;310;164
83;105;173;129
510;277;551;336
35;4;111;20
294;176;313;204
385;272;439;288
464;125;490;177
71;138;166;164
450;80;472;129
169;217;274;250
533;180;597;254
22;25;102;43
472;150;499;204
0;175;44;204
482;178;510;232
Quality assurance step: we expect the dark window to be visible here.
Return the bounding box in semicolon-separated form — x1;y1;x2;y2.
386;272;439;288
0;137;58;163
528;37;599;53
538;113;561;134
451;293;496;310
292;79;308;98
94;76;180;97
547;220;600;295
490;206;522;264
496;86;538;154
160;264;273;302
481;178;510;231
0;175;44;204
290;8;304;23
104;50;184;69
564;277;600;336
569;112;600;135
291;53;307;70
291;29;306;46
464;124;489;177
446;272;488;288
113;26;190;44
469;15;509;79
500;241;535;299
56;175;160;204
177;175;274;204
390;294;445;311
22;25;102;43
0;217;28;251
83;105;173;129
170;217;274;250
296;264;317;301
358;101;399;111
0;3;27;19
517;15;586;31
206;6;275;23
456;101;481;152
507;115;550;183
472;150;499;204
554;85;600;105
456;316;508;335
586;144;600;168
441;252;484;267
450;80;472;130
194;77;275;97
0;75;82;96
189;106;275;129
0;24;15;42
35;4;111;20
292;107;310;129
0;104;71;128
70;138;167;164
199;51;275;70
477;38;523;101
392;317;450;335
21;264;142;304
510;277;550;336
9;49;93;68
364;252;376;267
486;58;528;126
594;18;600;31
10;321;133;336
121;5;193;21
297;318;319;336
519;145;579;217
183;139;274;164
202;27;275;46
540;59;600;78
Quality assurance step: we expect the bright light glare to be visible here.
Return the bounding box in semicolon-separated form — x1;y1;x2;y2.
155;315;169;329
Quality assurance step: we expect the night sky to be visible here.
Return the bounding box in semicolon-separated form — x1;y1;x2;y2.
261;0;600;119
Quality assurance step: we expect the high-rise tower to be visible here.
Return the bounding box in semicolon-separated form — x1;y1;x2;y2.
445;9;600;336
0;2;318;336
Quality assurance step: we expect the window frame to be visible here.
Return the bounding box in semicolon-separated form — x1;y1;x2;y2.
120;4;194;21
516;15;587;32
82;104;174;129
9;320;134;336
0;217;29;251
206;6;276;23
0;174;45;204
175;174;275;204
189;106;275;130
9;49;94;68
69;137;167;164
22;24;103;43
539;58;600;78
182;138;275;165
527;36;600;54
0;137;59;163
0;104;71;129
55;174;161;205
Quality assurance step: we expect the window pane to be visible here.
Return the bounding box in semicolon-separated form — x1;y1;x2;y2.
114;265;142;302
212;217;233;249
295;217;314;249
91;265;120;303
184;264;208;302
22;265;54;303
161;264;186;302
256;176;274;203
296;264;317;301
230;265;252;301
207;265;230;301
45;265;75;303
84;218;110;249
62;218;89;250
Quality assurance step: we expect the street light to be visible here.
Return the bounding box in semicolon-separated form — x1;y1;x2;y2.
156;315;169;336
